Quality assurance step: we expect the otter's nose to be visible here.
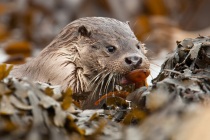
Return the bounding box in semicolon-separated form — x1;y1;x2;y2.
125;56;142;68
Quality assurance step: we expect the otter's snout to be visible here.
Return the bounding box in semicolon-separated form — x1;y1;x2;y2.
125;56;142;69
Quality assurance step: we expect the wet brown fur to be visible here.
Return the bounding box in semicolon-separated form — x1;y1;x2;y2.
10;17;150;109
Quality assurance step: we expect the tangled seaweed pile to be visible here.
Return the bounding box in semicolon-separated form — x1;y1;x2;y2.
0;36;209;140
152;36;210;103
0;73;123;140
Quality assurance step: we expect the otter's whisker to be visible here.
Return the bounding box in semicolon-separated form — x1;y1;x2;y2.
149;73;154;80
91;71;110;101
117;74;122;86
104;72;113;95
99;79;104;97
112;74;116;92
150;67;160;73
150;63;161;67
89;70;105;84
99;71;110;97
89;70;107;88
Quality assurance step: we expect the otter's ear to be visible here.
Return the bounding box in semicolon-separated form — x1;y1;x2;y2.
78;25;91;37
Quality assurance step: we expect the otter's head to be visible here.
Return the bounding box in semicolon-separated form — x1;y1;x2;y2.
47;17;149;96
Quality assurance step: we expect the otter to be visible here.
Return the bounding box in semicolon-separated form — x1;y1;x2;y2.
10;17;150;109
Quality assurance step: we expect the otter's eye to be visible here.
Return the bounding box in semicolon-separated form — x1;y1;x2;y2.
106;45;116;53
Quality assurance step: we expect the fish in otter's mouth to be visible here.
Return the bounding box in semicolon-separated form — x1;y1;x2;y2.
10;17;150;109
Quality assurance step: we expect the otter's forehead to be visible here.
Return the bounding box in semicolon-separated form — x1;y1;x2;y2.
70;17;136;39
